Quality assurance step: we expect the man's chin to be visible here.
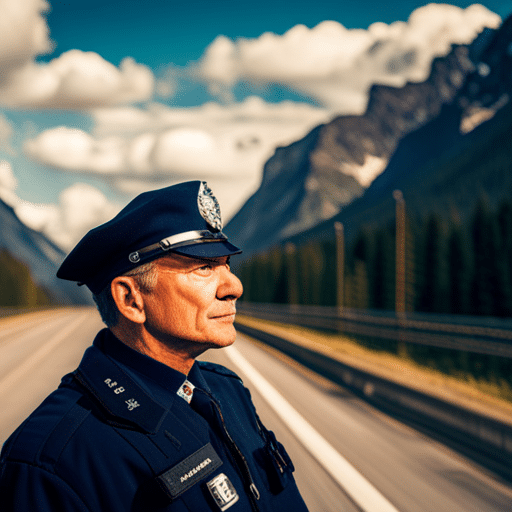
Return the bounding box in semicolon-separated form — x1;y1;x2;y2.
206;331;237;349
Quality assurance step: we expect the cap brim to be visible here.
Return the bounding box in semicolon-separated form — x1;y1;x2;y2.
172;240;242;259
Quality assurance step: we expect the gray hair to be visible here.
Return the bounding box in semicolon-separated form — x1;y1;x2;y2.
92;261;158;327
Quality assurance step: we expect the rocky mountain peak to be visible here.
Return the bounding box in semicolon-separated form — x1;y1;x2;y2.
226;20;502;255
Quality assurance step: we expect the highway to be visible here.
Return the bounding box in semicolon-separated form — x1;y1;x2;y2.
1;308;512;511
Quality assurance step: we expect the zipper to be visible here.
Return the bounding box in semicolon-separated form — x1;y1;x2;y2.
201;390;261;510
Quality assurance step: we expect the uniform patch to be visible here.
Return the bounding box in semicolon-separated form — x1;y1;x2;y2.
207;473;239;511
177;380;195;404
157;443;222;499
75;346;166;433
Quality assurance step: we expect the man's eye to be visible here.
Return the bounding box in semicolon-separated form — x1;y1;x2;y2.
196;264;213;274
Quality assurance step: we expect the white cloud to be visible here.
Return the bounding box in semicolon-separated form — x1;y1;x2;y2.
0;160;19;206
0;0;154;108
15;183;120;250
0;0;52;75
24;97;331;218
0;114;14;154
195;4;501;113
24;127;127;174
0;51;154;109
0;156;120;249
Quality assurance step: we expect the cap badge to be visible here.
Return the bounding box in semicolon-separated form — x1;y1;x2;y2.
198;181;222;232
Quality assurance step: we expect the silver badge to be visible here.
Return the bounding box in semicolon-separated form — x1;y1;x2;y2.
198;181;223;232
207;473;239;511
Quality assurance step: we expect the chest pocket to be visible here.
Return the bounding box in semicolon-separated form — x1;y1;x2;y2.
115;407;253;512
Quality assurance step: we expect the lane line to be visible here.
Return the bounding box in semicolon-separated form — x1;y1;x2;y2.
225;344;401;512
0;312;89;393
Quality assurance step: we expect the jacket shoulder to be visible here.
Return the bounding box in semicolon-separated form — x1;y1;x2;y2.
1;377;89;468
197;361;243;383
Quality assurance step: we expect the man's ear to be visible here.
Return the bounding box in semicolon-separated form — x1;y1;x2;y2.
111;276;146;324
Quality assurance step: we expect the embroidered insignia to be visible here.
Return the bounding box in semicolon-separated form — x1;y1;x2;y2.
177;380;195;404
207;473;239;511
198;181;222;232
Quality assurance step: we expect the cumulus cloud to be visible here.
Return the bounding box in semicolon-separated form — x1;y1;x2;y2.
0;160;19;206
24;97;331;217
0;0;52;75
0;155;120;249
0;0;154;108
0;51;154;109
24;127;127;174
15;183;121;250
194;4;501;113
0;114;14;154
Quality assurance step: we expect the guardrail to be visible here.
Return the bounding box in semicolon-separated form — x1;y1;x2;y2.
235;319;512;481
236;302;512;358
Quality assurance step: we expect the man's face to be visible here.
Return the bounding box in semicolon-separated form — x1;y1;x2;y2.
141;253;243;350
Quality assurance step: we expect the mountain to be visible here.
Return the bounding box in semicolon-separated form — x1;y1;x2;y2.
286;14;512;248
225;19;506;256
0;198;92;305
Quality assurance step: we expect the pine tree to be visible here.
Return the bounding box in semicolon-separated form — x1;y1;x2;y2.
447;224;470;314
470;197;501;316
497;200;512;316
373;227;395;310
419;214;449;313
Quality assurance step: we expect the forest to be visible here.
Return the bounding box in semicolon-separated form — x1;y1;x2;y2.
238;196;512;400
239;195;512;318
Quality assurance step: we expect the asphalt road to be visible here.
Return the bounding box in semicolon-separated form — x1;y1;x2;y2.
1;308;512;511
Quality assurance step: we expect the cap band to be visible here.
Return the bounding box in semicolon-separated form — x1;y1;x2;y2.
128;230;228;263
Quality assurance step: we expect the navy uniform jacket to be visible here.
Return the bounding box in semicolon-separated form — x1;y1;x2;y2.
0;329;309;511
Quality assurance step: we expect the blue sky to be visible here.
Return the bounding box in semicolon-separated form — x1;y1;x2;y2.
44;0;511;69
42;1;512;109
0;1;509;250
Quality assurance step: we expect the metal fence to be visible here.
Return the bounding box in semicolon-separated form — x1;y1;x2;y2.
236;302;512;358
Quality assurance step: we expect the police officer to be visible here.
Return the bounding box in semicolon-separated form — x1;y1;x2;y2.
0;181;309;511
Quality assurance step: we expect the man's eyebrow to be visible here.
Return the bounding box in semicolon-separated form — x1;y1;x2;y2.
161;255;229;265
193;256;231;264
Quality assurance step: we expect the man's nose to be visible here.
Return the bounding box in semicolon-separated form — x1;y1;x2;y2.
217;265;243;300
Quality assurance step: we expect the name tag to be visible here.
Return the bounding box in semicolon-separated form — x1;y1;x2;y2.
157;443;222;499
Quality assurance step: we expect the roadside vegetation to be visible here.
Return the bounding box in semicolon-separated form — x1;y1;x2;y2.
0;250;52;308
236;314;512;419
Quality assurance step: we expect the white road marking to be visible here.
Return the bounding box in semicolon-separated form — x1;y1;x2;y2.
0;312;89;392
225;344;401;512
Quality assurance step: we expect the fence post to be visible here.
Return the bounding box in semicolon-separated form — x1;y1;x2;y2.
335;222;345;314
285;242;299;307
394;190;407;356
394;190;406;316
